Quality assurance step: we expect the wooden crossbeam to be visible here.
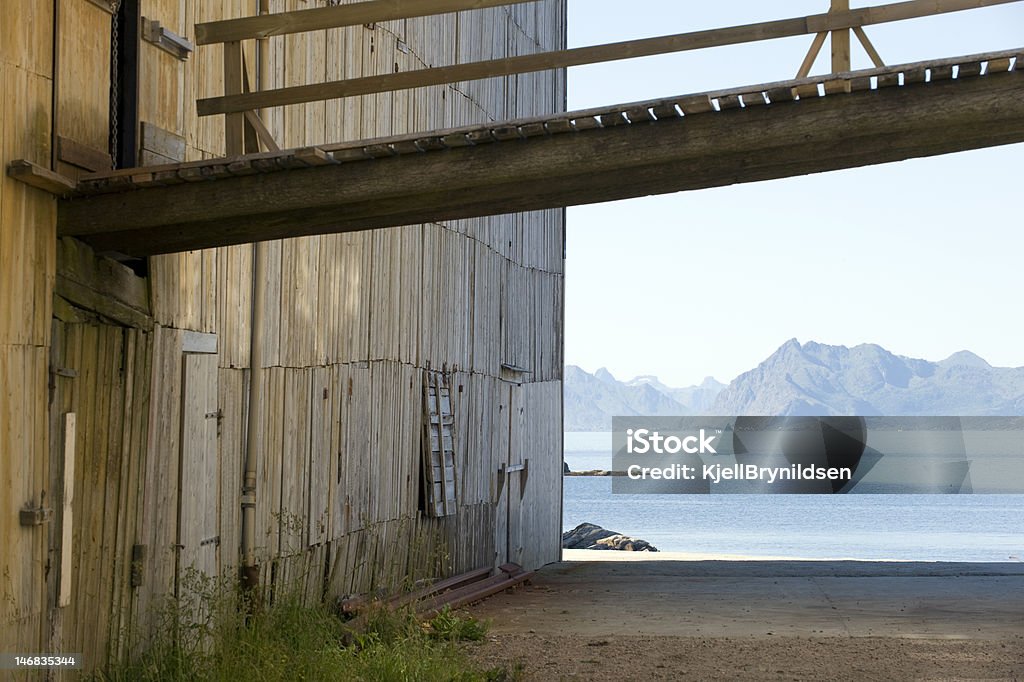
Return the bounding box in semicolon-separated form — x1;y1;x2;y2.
66;70;1024;256
195;0;540;45
197;0;1022;116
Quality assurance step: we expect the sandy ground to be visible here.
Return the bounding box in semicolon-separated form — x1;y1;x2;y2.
463;558;1024;681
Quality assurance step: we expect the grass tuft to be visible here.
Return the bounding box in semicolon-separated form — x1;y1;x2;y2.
94;570;517;682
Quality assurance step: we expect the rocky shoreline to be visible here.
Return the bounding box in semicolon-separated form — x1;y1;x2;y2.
561;522;659;552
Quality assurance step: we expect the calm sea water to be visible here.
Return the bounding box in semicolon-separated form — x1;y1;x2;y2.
563;432;1024;562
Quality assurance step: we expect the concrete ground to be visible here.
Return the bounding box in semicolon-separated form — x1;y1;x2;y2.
463;558;1024;681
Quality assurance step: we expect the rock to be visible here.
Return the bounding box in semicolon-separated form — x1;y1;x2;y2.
561;522;658;552
564;461;570;474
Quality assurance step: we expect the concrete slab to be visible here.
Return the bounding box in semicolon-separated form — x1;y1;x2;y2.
470;560;1024;640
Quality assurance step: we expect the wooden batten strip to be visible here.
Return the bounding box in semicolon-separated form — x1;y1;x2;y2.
793;82;821;98
519;122;548;137
58;413;76;608
156;169;189;184
390;140;424;154
678;95;714;114
625;107;655;122
850;76;873;91
226;159;259;175
767;86;796;102
741;92;766;106
441;133;474;147
985;57;1012;74
364;144;398;158
416;137;447;151
491;126;524;141
903;67;926;84
957;62;983;78
651;103;681;119
570;116;600;131
466;130;497;144
823;79;852;94
877;73;900;88
717;94;742;109
293;147;336;166
332;148;373;162
598;112;627;126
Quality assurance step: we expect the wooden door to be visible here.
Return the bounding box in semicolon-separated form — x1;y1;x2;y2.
53;0;115;176
503;383;526;567
176;352;220;595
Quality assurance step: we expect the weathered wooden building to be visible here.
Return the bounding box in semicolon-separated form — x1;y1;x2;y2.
1;0;565;670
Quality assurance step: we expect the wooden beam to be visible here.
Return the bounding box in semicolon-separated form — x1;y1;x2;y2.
224;41;245;156
195;0;539;45
243;111;280;152
831;0;852;73
6;160;77;195
198;0;1023;115
62;71;1024;256
854;26;886;67
797;32;828;79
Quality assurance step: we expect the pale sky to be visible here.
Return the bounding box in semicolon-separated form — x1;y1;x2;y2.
564;0;1024;387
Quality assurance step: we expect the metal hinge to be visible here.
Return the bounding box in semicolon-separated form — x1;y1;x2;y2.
20;506;53;527
131;544;146;587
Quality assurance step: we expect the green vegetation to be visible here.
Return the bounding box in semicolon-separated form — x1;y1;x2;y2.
95;570;520;682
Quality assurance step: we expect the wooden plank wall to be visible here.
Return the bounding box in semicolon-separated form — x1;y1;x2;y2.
141;0;565;585
47;322;154;665
32;0;566;670
0;0;57;661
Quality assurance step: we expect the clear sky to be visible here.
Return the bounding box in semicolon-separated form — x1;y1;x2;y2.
563;0;1024;388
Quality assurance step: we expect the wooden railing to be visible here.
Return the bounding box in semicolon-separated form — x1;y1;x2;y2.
197;0;1023;154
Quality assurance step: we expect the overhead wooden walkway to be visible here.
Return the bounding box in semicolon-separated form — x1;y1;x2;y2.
51;51;1023;256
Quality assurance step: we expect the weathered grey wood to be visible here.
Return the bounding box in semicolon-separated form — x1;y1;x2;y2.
59;71;1024;256
198;0;1023;115
195;0;540;44
182;331;218;355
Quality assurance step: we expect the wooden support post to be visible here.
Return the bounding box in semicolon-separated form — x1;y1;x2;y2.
224;41;245;156
832;0;852;73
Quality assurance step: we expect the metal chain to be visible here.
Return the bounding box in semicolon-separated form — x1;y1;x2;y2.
109;0;122;166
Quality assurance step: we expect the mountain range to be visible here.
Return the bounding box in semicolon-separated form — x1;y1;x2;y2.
565;340;1024;431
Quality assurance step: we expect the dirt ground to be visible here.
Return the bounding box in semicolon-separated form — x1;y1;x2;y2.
462;558;1024;681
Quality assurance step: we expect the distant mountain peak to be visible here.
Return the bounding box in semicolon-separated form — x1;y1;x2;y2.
563;367;725;431
565;342;1022;430
713;341;1020;417
699;376;724;389
939;350;991;369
